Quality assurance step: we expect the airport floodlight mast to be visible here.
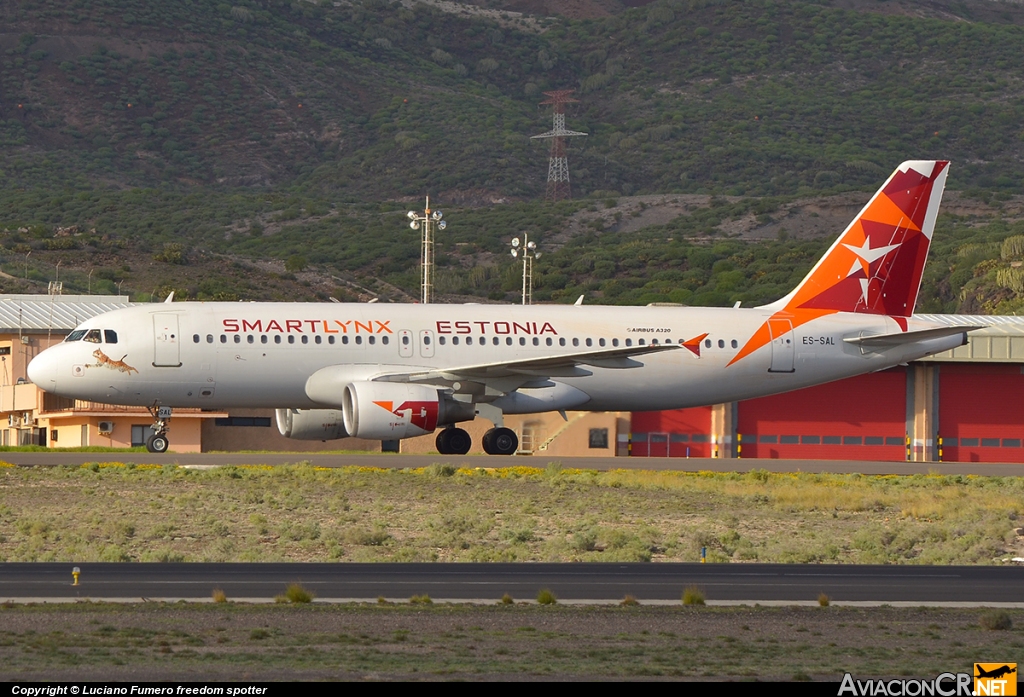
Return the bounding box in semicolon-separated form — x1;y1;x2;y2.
406;196;446;304
531;89;587;201
510;233;541;305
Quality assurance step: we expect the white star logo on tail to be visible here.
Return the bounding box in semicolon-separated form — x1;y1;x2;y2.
843;238;901;303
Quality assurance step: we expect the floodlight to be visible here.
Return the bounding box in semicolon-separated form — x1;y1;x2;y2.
535;252;542;259
511;249;518;257
433;211;443;220
512;238;520;247
407;211;416;219
527;241;536;250
410;221;419;229
438;220;447;230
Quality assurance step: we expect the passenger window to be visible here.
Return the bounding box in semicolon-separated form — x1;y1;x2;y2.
704;339;712;348
652;339;658;345
626;339;632;347
572;338;579;347
275;335;282;344
585;338;593;347
546;337;553;346
341;336;348;345
612;338;619;347
220;335;227;344
84;329;101;343
328;336;335;345
233;335;241;344
402;335;410;345
247;335;254;344
287;335;295;344
467;337;473;346
355;336;362;345
506;337;512;346
206;334;213;344
519;337;526;346
193;334;200;343
261;335;268;344
367;336;373;345
718;339;725;348
532;337;539;346
66;330;86;342
492;337;499;346
301;335;309;344
316;335;323;344
559;338;566;347
731;339;738;348
105;330;118;344
439;336;446;345
639;339;646;346
599;338;606;347
382;336;388;345
453;337;459;346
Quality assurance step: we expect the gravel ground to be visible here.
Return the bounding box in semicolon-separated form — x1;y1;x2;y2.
1;602;1021;681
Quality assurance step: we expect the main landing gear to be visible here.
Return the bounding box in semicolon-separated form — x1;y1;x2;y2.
435;426;472;455
145;405;172;453
482;427;518;456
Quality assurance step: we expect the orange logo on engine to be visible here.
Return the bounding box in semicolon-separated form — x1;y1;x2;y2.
373;400;439;432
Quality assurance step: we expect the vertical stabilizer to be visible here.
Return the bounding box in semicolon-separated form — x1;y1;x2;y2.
765;160;949;318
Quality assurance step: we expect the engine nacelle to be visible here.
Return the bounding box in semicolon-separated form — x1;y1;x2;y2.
275;408;348;440
343;382;468;440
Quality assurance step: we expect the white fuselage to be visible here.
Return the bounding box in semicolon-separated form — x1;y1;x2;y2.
28;302;964;414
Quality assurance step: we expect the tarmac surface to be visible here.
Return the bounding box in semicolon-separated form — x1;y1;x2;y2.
5;451;1024;475
2;562;1022;606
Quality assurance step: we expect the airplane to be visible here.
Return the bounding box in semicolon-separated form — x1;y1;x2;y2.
28;160;981;455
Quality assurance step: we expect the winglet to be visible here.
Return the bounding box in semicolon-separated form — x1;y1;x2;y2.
164;291;175;303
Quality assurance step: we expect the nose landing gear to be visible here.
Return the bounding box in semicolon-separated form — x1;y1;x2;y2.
145;405;172;453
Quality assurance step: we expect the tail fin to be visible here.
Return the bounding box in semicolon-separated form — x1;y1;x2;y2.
764;160;949;318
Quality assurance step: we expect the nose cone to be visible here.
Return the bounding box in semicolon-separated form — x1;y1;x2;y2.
27;348;59;392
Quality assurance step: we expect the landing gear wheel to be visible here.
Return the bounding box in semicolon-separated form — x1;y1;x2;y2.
482;427;518;456
146;434;169;454
435;428;472;455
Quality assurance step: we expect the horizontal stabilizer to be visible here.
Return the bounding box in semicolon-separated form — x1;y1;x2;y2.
843;325;983;348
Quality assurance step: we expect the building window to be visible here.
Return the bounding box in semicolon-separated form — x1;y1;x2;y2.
131;425;155;446
589;428;608;449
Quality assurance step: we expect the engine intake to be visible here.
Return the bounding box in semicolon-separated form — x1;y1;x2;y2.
275;408;348;440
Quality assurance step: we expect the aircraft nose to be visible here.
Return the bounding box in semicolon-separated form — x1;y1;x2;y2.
27;349;59;391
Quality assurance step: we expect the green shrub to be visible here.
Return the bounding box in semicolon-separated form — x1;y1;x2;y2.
284;583;314;603
536;589;557;605
682;586;705;606
979;611;1012;630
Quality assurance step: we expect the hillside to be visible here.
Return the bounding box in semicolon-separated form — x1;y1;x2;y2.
3;0;1024;311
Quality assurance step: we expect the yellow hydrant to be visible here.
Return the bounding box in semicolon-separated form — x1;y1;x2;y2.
72;566;80;586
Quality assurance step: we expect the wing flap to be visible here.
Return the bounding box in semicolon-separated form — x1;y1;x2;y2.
379;343;678;386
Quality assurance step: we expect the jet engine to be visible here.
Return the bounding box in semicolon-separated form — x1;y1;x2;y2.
275;408;348;440
342;382;472;440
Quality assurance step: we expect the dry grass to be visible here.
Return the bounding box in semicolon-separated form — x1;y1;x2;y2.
1;603;1021;681
0;463;1021;564
211;588;227;603
682;586;706;605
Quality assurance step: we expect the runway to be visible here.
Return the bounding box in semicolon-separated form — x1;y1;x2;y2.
4;451;1024;475
2;562;1022;605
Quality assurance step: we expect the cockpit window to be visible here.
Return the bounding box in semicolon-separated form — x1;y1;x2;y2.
66;330;87;342
83;329;102;343
104;330;118;344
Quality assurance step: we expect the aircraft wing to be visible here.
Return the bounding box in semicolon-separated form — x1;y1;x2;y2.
843;325;984;348
377;343;680;389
